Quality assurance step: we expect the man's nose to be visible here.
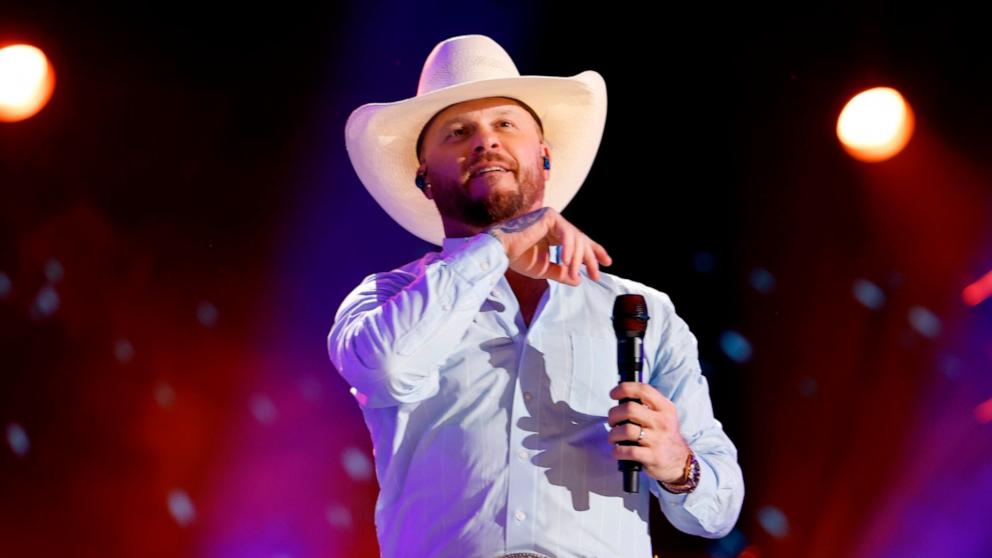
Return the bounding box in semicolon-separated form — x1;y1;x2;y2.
470;127;500;153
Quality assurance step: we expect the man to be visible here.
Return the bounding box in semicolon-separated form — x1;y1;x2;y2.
329;35;744;558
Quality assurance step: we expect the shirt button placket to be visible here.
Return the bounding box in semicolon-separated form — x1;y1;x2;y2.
505;348;537;550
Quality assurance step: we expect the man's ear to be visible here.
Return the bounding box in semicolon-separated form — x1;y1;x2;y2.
541;144;551;180
417;164;433;200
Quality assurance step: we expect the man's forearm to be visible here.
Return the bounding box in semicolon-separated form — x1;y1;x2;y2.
327;232;509;408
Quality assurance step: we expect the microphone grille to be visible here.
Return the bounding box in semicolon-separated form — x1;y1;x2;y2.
612;294;649;336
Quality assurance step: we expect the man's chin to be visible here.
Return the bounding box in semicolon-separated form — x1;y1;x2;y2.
444;174;541;228
459;197;523;228
466;174;516;196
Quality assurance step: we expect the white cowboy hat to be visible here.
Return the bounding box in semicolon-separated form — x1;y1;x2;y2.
344;34;607;246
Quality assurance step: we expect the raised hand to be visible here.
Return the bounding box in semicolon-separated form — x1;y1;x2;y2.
485;207;612;286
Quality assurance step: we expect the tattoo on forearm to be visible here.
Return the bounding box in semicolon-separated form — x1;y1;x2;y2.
487;207;548;235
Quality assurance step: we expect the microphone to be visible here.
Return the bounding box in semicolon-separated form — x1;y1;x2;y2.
612;294;649;493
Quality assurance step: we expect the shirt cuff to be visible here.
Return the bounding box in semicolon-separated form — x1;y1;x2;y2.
655;452;717;515
444;232;509;285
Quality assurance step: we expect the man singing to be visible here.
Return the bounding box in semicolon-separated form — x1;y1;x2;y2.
328;34;744;558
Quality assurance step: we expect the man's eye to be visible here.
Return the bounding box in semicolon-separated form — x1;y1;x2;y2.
499;121;514;128
448;128;465;138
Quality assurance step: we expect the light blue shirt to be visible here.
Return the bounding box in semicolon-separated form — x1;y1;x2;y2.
327;232;744;558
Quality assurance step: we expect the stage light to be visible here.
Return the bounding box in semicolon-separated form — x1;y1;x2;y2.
0;44;56;123
837;87;914;162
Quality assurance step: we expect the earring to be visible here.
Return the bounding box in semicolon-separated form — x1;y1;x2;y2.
415;174;427;191
543;156;551;170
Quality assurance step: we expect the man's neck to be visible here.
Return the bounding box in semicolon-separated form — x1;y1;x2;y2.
505;268;548;299
440;204;544;240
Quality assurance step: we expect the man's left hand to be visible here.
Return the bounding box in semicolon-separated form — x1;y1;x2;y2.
607;382;691;484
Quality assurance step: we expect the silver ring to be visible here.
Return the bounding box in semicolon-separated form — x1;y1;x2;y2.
637;424;645;442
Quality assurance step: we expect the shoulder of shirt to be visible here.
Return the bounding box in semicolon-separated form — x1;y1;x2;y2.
356;233;500;286
578;267;678;317
355;249;444;286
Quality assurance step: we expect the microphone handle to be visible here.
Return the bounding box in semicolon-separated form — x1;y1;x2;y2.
617;337;643;493
618;395;642;493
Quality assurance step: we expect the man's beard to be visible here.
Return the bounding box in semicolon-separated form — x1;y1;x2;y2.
432;166;544;229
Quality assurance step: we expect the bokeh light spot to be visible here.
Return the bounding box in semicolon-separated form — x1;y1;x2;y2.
6;422;30;457
852;279;886;310
30;285;59;319
749;267;776;294
326;503;353;529
0;271;11;299
0;44;56;123
908;305;941;339
167;488;196;527
197;300;219;327
974;398;992;424
43;257;63;283
341;447;373;481
114;338;135;364
757;505;789;538
719;330;753;364
154;382;176;408
837;87;914;162
251;394;277;425
962;269;992;306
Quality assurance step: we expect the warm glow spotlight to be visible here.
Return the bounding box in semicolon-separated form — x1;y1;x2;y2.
962;269;992;306
976;398;992;424
0;44;56;123
837;87;914;162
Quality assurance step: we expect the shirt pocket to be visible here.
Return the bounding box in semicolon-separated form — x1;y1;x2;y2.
567;333;620;417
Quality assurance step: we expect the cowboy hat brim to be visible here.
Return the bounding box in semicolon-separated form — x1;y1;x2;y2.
344;70;607;246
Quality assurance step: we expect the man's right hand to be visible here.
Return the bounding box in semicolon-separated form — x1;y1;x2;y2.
484;207;612;286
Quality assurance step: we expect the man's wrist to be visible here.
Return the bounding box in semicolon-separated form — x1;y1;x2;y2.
659;449;700;494
483;227;507;254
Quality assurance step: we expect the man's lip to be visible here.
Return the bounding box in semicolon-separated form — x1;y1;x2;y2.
471;168;509;177
468;163;513;178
